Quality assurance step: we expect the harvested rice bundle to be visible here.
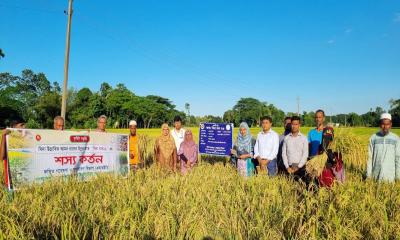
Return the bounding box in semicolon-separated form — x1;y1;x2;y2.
306;152;328;177
256;165;268;175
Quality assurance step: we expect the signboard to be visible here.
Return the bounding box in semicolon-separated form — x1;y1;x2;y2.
5;129;129;190
199;123;233;156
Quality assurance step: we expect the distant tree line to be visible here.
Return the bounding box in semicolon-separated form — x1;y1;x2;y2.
1;69;399;128
0;70;185;129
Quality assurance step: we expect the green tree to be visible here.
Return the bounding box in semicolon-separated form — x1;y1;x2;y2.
69;88;94;128
389;99;400;127
34;91;61;128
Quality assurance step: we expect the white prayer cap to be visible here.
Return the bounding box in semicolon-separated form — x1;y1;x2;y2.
129;120;137;126
380;113;392;121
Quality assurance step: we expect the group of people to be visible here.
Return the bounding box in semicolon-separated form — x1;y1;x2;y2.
153;116;199;174
1;109;399;184
230;110;399;186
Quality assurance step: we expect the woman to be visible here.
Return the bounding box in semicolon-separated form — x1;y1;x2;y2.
154;123;177;171
231;122;255;177
178;130;198;174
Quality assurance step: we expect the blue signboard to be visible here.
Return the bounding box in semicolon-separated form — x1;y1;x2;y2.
199;122;233;156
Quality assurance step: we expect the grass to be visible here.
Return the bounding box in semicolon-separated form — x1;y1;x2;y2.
1;127;400;239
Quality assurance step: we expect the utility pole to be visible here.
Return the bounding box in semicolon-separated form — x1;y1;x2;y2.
61;0;73;120
296;96;300;116
185;103;190;125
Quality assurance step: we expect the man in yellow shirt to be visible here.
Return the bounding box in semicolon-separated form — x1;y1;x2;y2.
129;120;141;172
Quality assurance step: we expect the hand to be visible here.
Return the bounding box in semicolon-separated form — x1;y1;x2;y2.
2;129;10;135
130;153;134;159
239;155;247;159
292;166;299;172
259;158;269;169
230;149;235;154
287;167;293;174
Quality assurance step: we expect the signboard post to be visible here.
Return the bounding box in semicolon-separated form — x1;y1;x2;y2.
199;123;233;156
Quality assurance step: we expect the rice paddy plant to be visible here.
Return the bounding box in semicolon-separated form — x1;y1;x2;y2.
333;130;368;174
0;129;399;239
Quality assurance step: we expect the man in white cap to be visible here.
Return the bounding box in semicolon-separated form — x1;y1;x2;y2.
128;120;141;172
366;113;400;182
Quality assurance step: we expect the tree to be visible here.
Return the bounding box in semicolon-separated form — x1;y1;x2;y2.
389;99;400;127
223;110;235;124
302;111;315;127
146;95;176;110
222;98;285;127
34;91;61;128
347;112;362;126
232;98;263;126
69;88;94;128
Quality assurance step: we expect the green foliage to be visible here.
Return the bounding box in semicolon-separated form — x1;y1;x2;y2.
0;71;187;129
0;70;59;128
1;70;399;129
0;164;399;239
223;98;285;127
389;99;400;127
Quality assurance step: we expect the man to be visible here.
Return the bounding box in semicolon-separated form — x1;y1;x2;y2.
128;120;141;172
171;116;186;152
95;115;107;132
282;116;308;181
278;116;292;173
254;116;279;176
308;110;325;157
366;113;400;182
53;116;64;130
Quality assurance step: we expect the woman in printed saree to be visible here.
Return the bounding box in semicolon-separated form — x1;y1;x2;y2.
154;123;177;172
231;122;255;177
178;130;198;174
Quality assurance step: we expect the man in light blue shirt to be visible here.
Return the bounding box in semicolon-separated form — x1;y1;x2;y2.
367;113;400;182
254;116;279;176
308;109;325;157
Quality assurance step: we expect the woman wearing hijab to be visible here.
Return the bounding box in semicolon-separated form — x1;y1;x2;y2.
231;122;255;177
154;123;177;171
178;130;198;174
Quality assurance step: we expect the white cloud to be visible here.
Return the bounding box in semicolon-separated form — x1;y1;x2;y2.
394;13;400;22
345;28;352;33
327;39;335;44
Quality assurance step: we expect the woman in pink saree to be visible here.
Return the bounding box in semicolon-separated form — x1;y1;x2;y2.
178;130;198;174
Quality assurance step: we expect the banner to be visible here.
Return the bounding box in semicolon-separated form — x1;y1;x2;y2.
5;129;129;190
199;123;233;156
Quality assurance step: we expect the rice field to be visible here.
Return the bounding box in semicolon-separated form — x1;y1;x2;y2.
1;127;400;239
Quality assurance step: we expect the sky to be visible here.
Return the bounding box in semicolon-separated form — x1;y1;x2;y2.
1;0;400;117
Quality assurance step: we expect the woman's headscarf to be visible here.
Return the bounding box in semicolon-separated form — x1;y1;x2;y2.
157;123;175;159
181;130;197;158
237;122;252;154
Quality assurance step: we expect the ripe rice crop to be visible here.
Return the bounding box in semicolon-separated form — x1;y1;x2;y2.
0;128;399;239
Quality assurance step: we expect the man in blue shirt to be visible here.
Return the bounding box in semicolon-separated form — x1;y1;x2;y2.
308;110;325;157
